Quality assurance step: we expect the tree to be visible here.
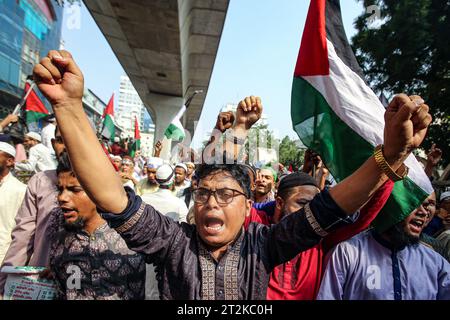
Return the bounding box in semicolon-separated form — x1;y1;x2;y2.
245;123;279;165
351;0;450;166
278;136;305;170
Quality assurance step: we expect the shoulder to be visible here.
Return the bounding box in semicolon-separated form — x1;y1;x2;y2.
331;230;372;256
9;174;26;189
415;241;449;264
28;169;57;187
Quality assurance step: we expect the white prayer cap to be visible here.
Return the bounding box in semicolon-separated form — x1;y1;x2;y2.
156;164;174;186
441;191;450;202
0;142;16;158
114;137;120;143
25;132;41;142
175;163;188;173
147;156;163;169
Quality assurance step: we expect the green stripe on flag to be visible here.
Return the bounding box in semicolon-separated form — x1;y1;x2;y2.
291;76;428;232
102;114;115;140
291;77;372;179
26;111;48;124
164;123;185;141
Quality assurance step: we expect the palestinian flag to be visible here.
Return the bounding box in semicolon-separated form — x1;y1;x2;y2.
101;94;115;140
291;0;433;232
23;82;49;124
130;116;141;158
164;104;186;141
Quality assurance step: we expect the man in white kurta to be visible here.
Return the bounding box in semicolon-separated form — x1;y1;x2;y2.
15;132;56;173
0;143;26;264
140;164;188;300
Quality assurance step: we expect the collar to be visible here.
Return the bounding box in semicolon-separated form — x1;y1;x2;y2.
0;172;12;187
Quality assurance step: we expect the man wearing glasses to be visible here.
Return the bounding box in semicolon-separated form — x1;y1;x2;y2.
32;50;433;299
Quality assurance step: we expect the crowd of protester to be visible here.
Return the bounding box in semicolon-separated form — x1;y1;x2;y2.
0;50;448;300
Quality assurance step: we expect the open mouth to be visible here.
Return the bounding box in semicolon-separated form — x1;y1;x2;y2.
61;207;78;219
203;216;225;235
409;218;425;233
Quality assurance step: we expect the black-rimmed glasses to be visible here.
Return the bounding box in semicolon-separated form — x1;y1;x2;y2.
192;187;247;205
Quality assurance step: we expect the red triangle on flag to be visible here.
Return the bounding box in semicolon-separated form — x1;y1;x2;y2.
103;94;114;118
24;82;49;114
294;0;329;77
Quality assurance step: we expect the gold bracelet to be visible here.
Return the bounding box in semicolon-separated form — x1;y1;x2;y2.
373;145;409;182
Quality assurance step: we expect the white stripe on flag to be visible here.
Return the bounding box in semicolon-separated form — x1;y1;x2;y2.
302;39;433;195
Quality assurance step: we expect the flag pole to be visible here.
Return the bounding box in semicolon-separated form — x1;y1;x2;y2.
12;82;36;116
7;81;36;129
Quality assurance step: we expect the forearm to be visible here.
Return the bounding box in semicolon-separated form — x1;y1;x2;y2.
222;124;248;161
53;101;127;213
329;153;404;215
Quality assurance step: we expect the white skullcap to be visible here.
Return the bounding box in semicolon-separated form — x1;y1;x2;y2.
147;157;163;169
175;163;188;173
441;191;450;202
0;142;16;158
25;132;42;142
156;164;174;186
114;137;120;143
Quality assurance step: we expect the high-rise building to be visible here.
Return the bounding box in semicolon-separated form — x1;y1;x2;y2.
0;0;63;117
116;75;155;138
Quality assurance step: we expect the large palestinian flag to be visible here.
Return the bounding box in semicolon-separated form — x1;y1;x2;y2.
291;0;433;232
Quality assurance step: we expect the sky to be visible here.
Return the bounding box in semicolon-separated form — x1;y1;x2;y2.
61;0;365;147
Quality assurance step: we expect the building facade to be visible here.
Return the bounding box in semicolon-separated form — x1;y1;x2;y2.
0;0;63;117
82;88;122;138
116;75;145;138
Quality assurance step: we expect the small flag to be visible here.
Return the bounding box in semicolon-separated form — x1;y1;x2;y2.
130;116;141;158
101;94;115;140
164;105;186;142
23;82;49;124
163;90;203;142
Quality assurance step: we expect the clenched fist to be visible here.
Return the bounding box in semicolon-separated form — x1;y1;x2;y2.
33;50;84;107
215;111;235;133
383;94;432;164
236;96;263;130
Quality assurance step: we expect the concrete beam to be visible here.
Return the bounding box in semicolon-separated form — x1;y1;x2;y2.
84;0;229;141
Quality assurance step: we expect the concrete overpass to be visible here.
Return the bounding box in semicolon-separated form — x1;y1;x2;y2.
84;0;229;155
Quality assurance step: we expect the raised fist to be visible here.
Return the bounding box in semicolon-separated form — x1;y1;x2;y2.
33;50;84;107
154;140;162;157
427;143;442;167
215;111;235;133
236;96;263;130
383;94;432;164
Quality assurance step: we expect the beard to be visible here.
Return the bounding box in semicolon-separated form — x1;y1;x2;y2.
63;216;85;232
383;221;420;248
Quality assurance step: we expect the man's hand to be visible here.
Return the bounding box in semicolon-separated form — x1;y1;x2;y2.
427;143;442;167
4;114;18;124
215;111;235;133
32;50;84;107
235;96;262;130
154;140;162;157
383;94;432;165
